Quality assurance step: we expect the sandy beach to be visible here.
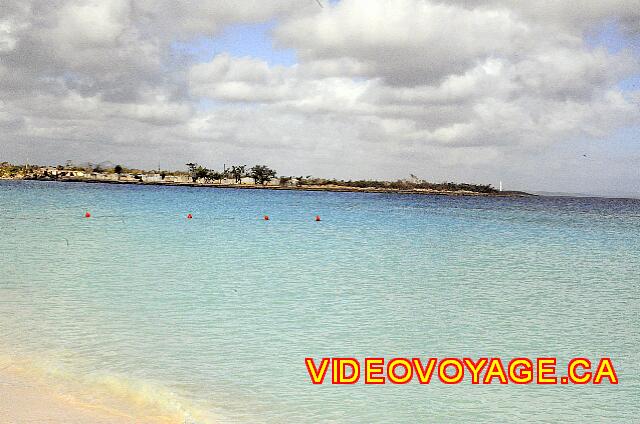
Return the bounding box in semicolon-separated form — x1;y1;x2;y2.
0;365;174;424
0;367;125;423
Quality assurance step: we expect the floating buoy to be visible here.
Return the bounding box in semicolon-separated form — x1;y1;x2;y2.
315;215;321;221
187;213;193;219
264;215;270;221
85;212;91;218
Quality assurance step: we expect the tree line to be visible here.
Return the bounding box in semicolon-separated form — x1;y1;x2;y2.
185;163;277;185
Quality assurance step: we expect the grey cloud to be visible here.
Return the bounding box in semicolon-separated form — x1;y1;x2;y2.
133;0;307;40
275;0;639;88
0;0;638;194
276;0;535;86
448;0;640;33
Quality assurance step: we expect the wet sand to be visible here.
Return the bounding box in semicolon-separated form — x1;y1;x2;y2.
0;366;170;424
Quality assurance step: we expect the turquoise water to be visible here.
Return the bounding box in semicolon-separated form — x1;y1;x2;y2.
0;180;638;423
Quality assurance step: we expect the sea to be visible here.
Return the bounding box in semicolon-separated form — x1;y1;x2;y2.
0;180;638;423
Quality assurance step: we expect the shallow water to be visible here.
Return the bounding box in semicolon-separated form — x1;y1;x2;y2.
0;180;638;422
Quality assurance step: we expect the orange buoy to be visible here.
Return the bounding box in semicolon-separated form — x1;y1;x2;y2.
264;215;270;221
187;213;193;219
85;212;91;218
315;215;321;221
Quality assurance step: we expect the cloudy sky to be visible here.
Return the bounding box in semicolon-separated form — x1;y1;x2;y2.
1;0;639;194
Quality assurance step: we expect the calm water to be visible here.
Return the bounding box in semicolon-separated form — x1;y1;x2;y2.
0;180;638;423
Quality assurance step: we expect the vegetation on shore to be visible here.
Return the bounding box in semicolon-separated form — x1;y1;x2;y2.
1;161;506;195
185;163;277;185
291;177;497;193
0;162;24;178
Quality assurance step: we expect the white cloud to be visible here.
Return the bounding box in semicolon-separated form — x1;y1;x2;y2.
54;0;130;46
276;0;534;85
0;0;638;193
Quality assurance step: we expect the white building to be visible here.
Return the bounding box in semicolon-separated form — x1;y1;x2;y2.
142;174;163;183
163;175;191;183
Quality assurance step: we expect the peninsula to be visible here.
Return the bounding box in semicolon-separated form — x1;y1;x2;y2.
0;161;529;197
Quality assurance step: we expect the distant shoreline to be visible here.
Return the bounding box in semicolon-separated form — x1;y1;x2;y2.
8;177;532;197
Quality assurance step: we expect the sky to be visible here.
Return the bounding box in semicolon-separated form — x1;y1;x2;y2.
0;0;639;195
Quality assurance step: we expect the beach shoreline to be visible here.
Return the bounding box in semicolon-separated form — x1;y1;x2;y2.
0;365;135;424
0;354;191;424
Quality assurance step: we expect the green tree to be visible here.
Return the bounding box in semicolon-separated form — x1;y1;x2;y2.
230;165;246;183
194;166;210;181
114;165;123;174
249;165;277;185
279;176;292;186
208;169;224;182
186;163;199;182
